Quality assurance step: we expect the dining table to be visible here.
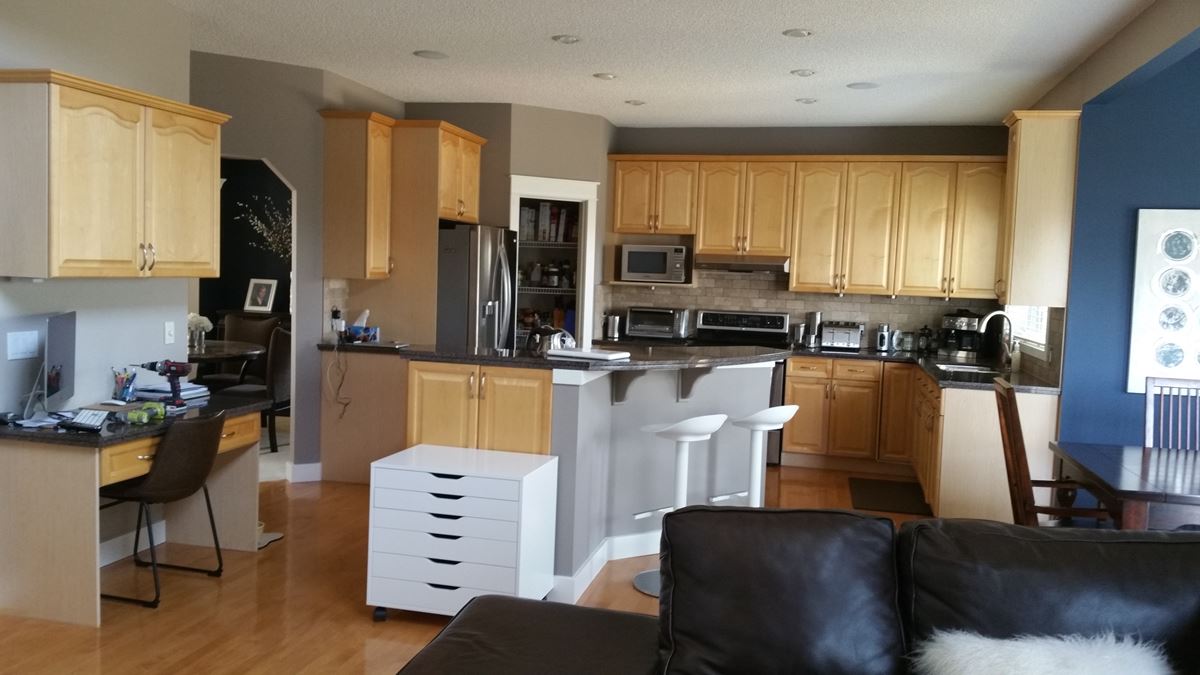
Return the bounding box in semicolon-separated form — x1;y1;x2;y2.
1049;440;1200;529
188;339;266;364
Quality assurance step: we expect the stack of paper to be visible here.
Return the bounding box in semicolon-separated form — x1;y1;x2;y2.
134;381;210;403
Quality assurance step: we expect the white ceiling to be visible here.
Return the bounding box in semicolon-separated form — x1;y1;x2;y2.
173;0;1152;127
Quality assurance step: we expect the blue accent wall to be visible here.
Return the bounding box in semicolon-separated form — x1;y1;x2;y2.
1060;30;1200;444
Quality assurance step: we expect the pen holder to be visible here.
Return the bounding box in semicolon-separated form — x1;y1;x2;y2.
112;370;137;402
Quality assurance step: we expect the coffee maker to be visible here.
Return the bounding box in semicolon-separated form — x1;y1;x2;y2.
939;309;1001;359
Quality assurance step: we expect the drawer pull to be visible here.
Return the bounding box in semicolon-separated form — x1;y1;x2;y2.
430;472;463;480
429;533;462;540
428;558;462;566
427;583;460;591
221;432;233;439
430;493;464;500
136;455;154;461
847;368;864;373
430;513;463;520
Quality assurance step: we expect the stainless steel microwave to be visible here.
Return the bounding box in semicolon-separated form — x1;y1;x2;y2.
619;245;687;283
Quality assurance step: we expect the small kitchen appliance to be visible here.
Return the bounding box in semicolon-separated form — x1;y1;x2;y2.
819;321;866;351
876;323;891;352
625;306;692;340
939;310;983;358
604;313;621;340
619;244;688;284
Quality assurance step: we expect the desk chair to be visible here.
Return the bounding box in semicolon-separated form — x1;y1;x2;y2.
100;412;226;608
196;314;281;391
994;379;1115;527
225;327;291;452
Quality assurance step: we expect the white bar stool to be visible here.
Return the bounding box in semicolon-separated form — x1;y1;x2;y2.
633;413;728;597
732;405;799;508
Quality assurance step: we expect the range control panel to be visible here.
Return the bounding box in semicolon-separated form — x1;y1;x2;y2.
696;310;789;333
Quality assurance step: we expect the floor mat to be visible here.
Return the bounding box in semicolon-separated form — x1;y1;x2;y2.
848;478;933;516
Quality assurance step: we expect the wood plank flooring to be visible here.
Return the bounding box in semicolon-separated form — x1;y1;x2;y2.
0;466;924;674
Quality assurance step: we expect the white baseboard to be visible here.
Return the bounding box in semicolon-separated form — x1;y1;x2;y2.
607;529;661;560
548;540;610;604
99;520;167;567
287;461;322;482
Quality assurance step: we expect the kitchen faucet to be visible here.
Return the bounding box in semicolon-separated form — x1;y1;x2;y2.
978;310;1017;372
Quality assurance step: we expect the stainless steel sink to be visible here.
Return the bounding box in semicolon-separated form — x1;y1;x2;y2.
934;363;1002;375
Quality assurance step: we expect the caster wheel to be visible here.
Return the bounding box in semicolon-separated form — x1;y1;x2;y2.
373;607;388;622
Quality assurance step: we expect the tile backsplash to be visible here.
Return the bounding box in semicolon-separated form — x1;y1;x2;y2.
604;270;1000;336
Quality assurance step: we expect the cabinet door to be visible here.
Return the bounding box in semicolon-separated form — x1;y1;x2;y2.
695;162;743;253
782;377;828;455
407;362;479;448
49;86;145;277
743;162;795;255
950;163;1005;299
612;161;656;233
841;163;901;295
364;120;393;278
893;163;955;297
458;138;482;224
437;131;463;220
655;161;698;234
878;363;915;463
145;108;221;277
789;162;846;293
995;123;1019;304
828;379;880;458
476;367;552;454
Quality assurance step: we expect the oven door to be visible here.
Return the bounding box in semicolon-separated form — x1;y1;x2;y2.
626;307;679;337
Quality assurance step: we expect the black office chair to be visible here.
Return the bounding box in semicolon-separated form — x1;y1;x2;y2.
99;411;226;609
225;327;291;453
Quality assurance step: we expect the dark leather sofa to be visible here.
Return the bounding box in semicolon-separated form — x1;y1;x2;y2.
400;507;1200;674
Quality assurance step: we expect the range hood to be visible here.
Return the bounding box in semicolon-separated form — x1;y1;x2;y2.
693;254;790;274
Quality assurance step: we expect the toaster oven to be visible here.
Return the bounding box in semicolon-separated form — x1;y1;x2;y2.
625;306;692;340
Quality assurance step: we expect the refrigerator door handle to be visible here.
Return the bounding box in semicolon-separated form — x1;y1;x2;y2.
497;239;513;351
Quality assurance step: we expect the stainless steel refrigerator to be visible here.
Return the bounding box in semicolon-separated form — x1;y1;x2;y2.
436;222;516;354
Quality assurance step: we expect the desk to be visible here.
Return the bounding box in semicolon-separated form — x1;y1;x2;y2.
188;339;266;364
1049;441;1200;529
0;395;271;626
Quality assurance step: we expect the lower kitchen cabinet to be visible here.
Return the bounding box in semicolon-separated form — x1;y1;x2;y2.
320;351;410;483
783;357;881;458
827;379;879;458
407;361;552;454
878;363;916;463
783;376;828;455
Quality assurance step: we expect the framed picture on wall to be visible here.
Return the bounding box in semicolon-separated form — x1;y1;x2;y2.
244;278;278;313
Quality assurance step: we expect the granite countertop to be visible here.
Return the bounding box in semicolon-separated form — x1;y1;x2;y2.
0;394;273;448
319;341;792;371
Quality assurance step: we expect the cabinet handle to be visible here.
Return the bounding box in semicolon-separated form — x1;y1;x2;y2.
136;455;154;461
138;243;147;272
824;382;830;399
389;257;396;273
831;383;837;399
949;277;955;293
468;373;476;399
846;368;864;373
221;432;233;439
479;372;487;400
941;277;947;292
147;243;157;271
837;273;846;298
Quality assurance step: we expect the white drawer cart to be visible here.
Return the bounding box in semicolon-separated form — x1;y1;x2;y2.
368;444;558;619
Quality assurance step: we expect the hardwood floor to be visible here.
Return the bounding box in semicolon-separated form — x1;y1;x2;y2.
0;466;923;673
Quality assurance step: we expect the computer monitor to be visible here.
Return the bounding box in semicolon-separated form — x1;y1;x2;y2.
43;311;76;411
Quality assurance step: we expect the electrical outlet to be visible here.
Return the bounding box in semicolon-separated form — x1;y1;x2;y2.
6;331;38;360
164;321;176;345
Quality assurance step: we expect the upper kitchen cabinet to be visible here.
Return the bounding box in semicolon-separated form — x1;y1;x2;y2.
322;111;395;279
841;163;901;295
997;110;1080;307
430;124;485;223
789;162;847;293
695;161;793;256
0;70;228;278
893;163;956;297
948;163;1005;299
612;160;698;234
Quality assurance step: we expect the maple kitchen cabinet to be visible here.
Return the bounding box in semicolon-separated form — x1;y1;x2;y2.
788;162;847;293
782;357;881;459
0;70;228;278
612;160;698;234
407;361;552;454
695;162;794;256
878;362;917;463
322;111;394;279
431;124;485;223
892;163;956;297
996;110;1080;307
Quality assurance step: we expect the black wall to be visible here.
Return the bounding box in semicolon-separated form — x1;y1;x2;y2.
613;125;1008;155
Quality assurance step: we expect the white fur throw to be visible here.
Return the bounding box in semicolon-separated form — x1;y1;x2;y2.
911;630;1172;675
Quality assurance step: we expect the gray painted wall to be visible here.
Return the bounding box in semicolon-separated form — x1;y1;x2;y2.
613;125;1008;156
190;52;404;466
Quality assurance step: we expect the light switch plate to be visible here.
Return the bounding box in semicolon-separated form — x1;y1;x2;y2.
6;330;38;360
164;321;176;345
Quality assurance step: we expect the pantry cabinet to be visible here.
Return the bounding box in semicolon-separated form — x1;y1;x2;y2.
0;70;228;278
613;160;698;234
407;361;552;454
322;111;394;279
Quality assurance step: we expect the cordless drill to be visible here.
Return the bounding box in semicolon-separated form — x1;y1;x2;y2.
135;360;192;408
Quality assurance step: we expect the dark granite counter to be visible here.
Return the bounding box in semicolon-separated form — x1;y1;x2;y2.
319;341;791;372
0;394;272;448
786;346;1060;394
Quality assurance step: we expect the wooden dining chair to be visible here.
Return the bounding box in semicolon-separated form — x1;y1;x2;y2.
994;378;1115;527
1144;377;1200;449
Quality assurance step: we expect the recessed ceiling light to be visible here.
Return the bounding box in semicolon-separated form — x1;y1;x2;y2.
593;73;617;80
846;81;881;90
795;98;818;104
790;69;816;77
624;99;646;106
782;28;814;38
551;34;581;44
412;50;448;60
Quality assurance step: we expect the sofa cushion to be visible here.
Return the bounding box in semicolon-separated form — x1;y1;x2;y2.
658;507;905;675
898;519;1200;673
398;595;660;675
